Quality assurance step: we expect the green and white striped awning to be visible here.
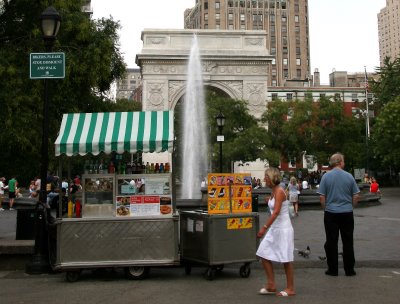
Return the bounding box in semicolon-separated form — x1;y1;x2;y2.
55;111;174;156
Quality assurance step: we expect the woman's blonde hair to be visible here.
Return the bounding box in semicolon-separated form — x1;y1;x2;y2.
290;176;297;184
265;167;281;186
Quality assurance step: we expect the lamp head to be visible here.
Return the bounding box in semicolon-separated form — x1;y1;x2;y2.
40;6;61;41
215;111;225;128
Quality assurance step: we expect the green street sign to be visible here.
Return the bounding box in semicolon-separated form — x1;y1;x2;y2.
30;52;65;79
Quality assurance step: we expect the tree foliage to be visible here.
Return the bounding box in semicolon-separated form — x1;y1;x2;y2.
372;98;400;168
370;57;400;111
0;0;127;185
261;96;365;170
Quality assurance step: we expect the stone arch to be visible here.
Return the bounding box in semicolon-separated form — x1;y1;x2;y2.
136;29;273;119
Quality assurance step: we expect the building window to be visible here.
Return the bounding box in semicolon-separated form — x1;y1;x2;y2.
272;80;277;87
320;93;326;98
295;26;300;33
283;47;288;54
228;13;233;20
229;24;234;30
296;58;301;65
281;1;287;10
284;69;289;78
271;36;276;44
282;36;287;45
272;69;277;76
295;15;299;22
272;93;278;100
296;47;301;55
282;26;287;33
295;4;299;12
271;58;276;65
204;1;208;10
270;14;275;22
240;14;245;21
297;69;301;78
270;25;275;33
216;2;220;9
283;58;288;65
216;13;220;20
287;93;293;100
216;24;220;29
228;0;233;8
204;13;208;21
282;16;287;22
240;24;246;30
296;37;300;45
271;47;276;55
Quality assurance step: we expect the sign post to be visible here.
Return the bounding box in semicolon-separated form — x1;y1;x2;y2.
30;52;65;79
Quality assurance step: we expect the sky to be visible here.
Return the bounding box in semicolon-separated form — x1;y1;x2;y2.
92;0;387;84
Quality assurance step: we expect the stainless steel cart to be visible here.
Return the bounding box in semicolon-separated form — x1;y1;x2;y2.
180;210;259;280
52;111;178;282
49;215;179;282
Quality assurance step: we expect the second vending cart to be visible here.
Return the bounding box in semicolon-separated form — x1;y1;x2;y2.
50;111;178;282
180;173;259;280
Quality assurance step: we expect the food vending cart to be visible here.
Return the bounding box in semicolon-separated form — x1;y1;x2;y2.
49;111;179;282
180;173;259;280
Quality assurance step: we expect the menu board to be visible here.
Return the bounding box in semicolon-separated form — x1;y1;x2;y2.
116;175;172;217
207;173;252;214
115;195;172;217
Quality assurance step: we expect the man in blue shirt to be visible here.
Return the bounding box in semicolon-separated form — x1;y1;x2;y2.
317;153;360;276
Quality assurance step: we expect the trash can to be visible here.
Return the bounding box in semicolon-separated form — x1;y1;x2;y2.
252;194;259;212
16;207;36;240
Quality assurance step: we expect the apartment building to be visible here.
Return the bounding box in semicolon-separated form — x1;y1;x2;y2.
378;0;400;65
184;0;311;87
115;68;142;100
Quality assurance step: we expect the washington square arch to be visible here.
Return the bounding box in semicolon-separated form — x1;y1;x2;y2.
135;29;273;119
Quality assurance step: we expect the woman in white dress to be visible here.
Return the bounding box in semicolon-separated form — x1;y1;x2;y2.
256;167;295;297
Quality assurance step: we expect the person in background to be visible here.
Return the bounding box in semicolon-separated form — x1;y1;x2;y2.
28;180;36;198
254;178;262;189
287;176;300;216
0;177;6;211
256;167;295;297
369;177;381;195
317;152;360;276
5;176;18;210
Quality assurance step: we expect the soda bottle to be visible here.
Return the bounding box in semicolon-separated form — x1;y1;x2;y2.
155;163;159;173
108;161;115;173
159;163;164;173
150;163;155;173
145;162;150;174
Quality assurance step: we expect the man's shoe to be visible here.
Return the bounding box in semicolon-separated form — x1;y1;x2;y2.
345;270;356;276
0;208;4;211
9;207;15;210
325;270;338;276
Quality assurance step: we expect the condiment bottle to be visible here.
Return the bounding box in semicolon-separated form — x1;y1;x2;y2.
68;199;74;218
75;199;82;218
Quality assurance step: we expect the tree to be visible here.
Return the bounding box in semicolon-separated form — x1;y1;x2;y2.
370;57;400;111
371;98;400;169
0;0;126;185
261;96;365;170
206;91;270;172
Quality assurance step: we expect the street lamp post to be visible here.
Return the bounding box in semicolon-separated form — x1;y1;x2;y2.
215;111;225;173
26;6;61;274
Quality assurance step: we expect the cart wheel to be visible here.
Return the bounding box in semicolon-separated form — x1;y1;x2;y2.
65;270;81;283
215;265;224;273
184;263;192;275
125;266;149;280
204;267;216;281
239;264;251;278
